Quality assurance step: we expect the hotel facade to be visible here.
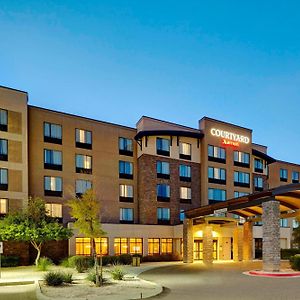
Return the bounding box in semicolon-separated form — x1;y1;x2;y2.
1;85;300;264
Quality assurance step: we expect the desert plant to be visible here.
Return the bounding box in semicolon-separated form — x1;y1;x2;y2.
44;271;64;286
74;256;94;272
61;272;73;284
37;257;53;271
290;254;300;271
110;265;126;280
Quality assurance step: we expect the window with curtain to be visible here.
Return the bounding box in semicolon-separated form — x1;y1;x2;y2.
180;187;191;203
156;138;170;156
208;188;226;202
44;122;62;144
119;184;133;202
161;238;173;254
208;145;226;162
179;142;191;160
45;203;62;218
234;171;250;187
0;139;8;161
179;165;191;182
0;198;8;214
76;129;92;149
120;208;134;223
76;154;92;174
157;208;170;224
44;176;62;196
157;184;170;201
119;137;133;156
148;238;160;255
156;161;170;178
0;109;8;131
75;179;92;196
233;151;250;167
0;168;8;190
114;238;129;255
119;161;133;179
44;149;62;170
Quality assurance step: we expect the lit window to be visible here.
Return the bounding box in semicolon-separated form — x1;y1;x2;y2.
76;237;108;256
44;122;62;144
157;161;170;178
157;184;170;201
0;198;8;214
76;129;92;149
120;208;133;223
280;169;288;182
114;238;128;255
119;161;133;179
76;154;92;174
119;137;133;156
0;139;8;161
180;187;191;203
119;184;133;201
161;238;173;254
233;151;250;167
208;145;226;162
179;142;191;160
157;208;170;224
234;171;250;187
0;168;8;190
129;238;143;255
156;138;170;156
76;180;92;196
44;176;62;196
208;188;226;202
45;203;62;218
148;238;160;255
0;109;8;131
179;165;191;182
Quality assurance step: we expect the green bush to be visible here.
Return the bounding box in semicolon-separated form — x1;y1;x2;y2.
290;255;300;270
86;271;106;284
110;265;126;280
281;248;300;259
142;254;182;262
37;257;53;271
101;255;111;266
44;271;64;286
0;256;19;267
118;254;132;265
74;256;94;273
61;272;73;284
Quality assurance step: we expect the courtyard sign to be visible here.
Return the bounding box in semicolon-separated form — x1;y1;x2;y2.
210;128;250;147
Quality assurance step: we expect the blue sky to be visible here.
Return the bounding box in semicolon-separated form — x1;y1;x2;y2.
1;1;300;163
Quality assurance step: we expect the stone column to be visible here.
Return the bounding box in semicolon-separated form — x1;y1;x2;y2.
109;236;115;256
203;225;213;265
262;199;281;272
143;238;148;256
233;226;243;261
183;218;194;263
243;221;253;261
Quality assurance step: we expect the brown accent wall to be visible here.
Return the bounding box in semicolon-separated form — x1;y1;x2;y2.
8;111;22;134
138;154;201;225
8;140;22;163
8;170;23;192
3;241;30;265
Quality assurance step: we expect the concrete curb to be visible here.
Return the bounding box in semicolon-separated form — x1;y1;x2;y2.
244;270;300;278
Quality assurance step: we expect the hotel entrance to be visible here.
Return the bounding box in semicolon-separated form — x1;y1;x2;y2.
194;239;218;260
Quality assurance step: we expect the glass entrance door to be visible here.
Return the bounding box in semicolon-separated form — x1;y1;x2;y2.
213;240;218;260
194;239;203;260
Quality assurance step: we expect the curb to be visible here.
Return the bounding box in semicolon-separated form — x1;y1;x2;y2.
244;270;300;278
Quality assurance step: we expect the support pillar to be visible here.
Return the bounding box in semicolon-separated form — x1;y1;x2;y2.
262;199;281;272
233;226;243;262
183;218;194;263
203;225;213;265
243;221;253;261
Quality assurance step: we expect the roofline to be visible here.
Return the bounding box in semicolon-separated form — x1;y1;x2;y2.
29;105;137;131
136;115;199;131
252;142;267;149
0;84;28;95
200;116;253;132
273;159;300;168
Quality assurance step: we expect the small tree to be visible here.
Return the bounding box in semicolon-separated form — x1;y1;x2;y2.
0;197;73;265
68;189;106;287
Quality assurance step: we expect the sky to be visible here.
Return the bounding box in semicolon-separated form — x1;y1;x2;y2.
1;1;300;163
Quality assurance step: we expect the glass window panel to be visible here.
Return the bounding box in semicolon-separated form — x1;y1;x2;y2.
0;169;8;184
179;142;191;155
0;139;8;155
157;184;170;197
0;198;7;214
0;110;8;125
119;184;133;198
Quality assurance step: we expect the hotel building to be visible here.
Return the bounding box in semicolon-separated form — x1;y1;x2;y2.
1;85;300;264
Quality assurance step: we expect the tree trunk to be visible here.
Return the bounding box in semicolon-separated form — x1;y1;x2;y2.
31;242;42;266
92;238;101;287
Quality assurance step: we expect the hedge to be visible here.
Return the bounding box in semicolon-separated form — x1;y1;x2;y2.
289;255;300;271
281;248;300;259
0;256;20;267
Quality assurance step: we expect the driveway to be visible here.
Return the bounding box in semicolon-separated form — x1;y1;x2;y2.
140;261;300;300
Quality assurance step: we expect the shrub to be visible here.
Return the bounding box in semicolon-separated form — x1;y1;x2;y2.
118;254;132;265
0;256;19;267
73;256;94;273
44;271;64;286
62;272;73;284
37;257;53;271
101;255;111;266
141;254;182;262
290;255;300;271
110;265;126;280
281;248;300;260
86;271;106;284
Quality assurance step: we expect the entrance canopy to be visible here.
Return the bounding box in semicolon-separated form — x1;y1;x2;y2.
185;183;300;221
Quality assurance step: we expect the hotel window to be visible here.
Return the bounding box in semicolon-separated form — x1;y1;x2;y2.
156;138;170;156
44;176;62;197
119;137;133;156
0;198;8;215
292;171;299;183
254;158;264;173
0;139;8;161
179;142;191;160
208;145;226;163
148;238;160;255
254;177;264;191
180;187;191;204
119;161;133;179
119;184;133;202
157;184;170;202
44;149;62;170
280;168;288;182
233;151;250;168
157;208;170;225
280;219;288;228
156;161;170;179
76;179;92;197
76;237;108;256
0;109;8;131
161;238;173;254
76;129;92;149
180;209;185;223
179;165;191;182
234;171;250;187
129;238;143;255
45;203;63;218
44;122;62;144
76;154;92;174
120;208;134;224
208;167;226;184
208;188;226;203
114;238;128;255
234;191;249;198
0;168;8;191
